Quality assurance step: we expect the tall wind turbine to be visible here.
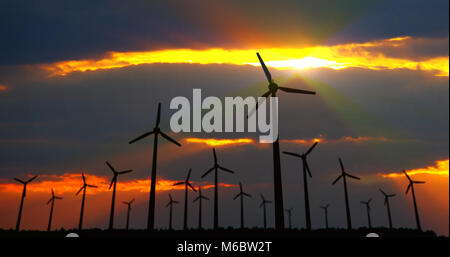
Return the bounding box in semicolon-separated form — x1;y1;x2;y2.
320;204;330;229
174;168;197;230
193;187;209;230
13;175;38;231
249;52;316;230
379;189;396;229
201;148;235;230
76;173;97;231
105;161;133;230
46;188;63;232
166;193;179;230
332;158;360;230
129;103;181;230
259;194;272;230
122;198;135;230
360;198;373;229
285;208;293;229
283;141;318;231
233;182;252;229
403;170;425;231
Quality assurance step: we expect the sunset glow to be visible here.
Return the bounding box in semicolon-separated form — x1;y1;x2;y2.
381;159;449;178
184;138;255;147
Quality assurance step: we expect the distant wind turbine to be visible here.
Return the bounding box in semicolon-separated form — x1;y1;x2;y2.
285;208;293;229
320;204;330;229
283;141;318;231
106;161;133;230
201;148;235;230
259;194;272;230
193;187;209;230
249;52;316;230
332;158;360;230
166;193;179;230
129;103;181;230
403;170;425;231
379;188;396;229
360;198;373;229
46;188;63;232
13;175;38;231
76;173;97;231
233;182;252;229
122;198;135;230
174;168;197;230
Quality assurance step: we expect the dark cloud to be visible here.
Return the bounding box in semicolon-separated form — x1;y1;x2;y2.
1;0;447;65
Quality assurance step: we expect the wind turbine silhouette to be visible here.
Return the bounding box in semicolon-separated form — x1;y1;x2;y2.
174;168;197;230
46;188;63;231
249;52;316;230
122;199;135;230
233;182;252;229
403;170;425;231
320;204;330;229
166;193;179;230
379;188;396;229
360;198;373;229
106;161;133;230
332;158;360;230
76;173;97;231
282;141;318;231
259;194;272;230
193;187;209;230
13;175;38;231
201;148;235;230
129;103;181;230
285;208;293;229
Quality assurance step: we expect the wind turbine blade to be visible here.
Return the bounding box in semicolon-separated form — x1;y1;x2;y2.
187;168;192;181
266;201;272;204
360;201;365;204
413;181;425;184
105;161;115;172
173;200;179;204
87;184;97;188
243;193;252;198
14;178;25;184
282;151;301;158
130;198;135;204
129;131;154;144
75;186;84;196
160;131;181;146
368;198;372;203
188;183;197;192
233;193;241;200
201;167;214;178
406;184;411;194
403;170;411;181
166;202;171;208
304;160;313;178
338;158;345;173
118;169;133;175
389;194;396;197
259;202;264;208
51;188;55;197
256;52;272;83
219;166;235;174
109;176;116;190
305;142;318;155
332;175;343;185
202;196;210;200
27;176;38;183
55;197;63;200
193;196;200;203
47;198;53;205
346;173;360;180
173;181;185;186
156;103;161;126
81;173;86;184
379;189;387;196
123;201;128;205
246;91;270;119
213;148;217;164
278;87;316;95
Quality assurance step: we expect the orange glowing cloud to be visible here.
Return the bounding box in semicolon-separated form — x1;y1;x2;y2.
0;173;236;195
0;84;7;91
184;138;255;147
280;136;391;145
380;159;449;178
40;36;449;77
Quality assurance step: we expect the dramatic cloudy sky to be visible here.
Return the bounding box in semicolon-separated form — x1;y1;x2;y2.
0;0;448;235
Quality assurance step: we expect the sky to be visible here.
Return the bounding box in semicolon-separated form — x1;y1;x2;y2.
0;0;448;235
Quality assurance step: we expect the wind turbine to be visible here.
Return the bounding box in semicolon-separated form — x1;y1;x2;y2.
76;173;97;231
282;141;318;231
403;170;425;231
46;188;63;231
129;102;181;230
259;194;272;230
201;148;235;230
379;188;396;229
332;158;360;230
122;198;135;230
285;208;293;229
193;187;209;230
360;198;373;229
320;204;330;229
173;168;197;230
166;193;179;230
13;175;38;231
105;161;133;230
233;182;252;229
249;52;316;230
